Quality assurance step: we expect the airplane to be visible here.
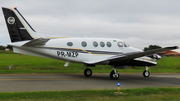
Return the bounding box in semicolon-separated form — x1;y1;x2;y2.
1;7;178;80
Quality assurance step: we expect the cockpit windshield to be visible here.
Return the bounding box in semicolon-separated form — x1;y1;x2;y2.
124;42;129;47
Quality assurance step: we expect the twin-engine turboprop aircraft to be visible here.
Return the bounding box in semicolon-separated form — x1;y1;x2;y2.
2;7;178;79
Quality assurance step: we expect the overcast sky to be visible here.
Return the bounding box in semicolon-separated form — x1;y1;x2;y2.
0;0;180;51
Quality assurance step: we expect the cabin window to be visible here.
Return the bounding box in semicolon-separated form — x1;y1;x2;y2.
106;42;112;47
100;42;105;47
93;41;98;47
67;42;73;46
81;41;87;47
117;42;123;47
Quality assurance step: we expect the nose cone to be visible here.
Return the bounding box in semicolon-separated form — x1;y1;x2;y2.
157;54;162;60
152;54;161;60
153;54;161;60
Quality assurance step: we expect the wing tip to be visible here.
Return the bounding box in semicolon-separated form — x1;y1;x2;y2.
165;46;179;49
172;46;179;49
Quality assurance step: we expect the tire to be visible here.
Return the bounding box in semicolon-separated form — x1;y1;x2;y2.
110;70;119;80
84;68;92;77
143;70;150;77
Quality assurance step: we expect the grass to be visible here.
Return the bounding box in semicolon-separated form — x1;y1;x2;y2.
154;57;180;69
0;53;180;74
0;87;180;101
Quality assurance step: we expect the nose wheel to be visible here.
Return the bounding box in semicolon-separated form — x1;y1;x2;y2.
143;66;150;77
110;70;119;80
110;66;119;80
84;68;92;77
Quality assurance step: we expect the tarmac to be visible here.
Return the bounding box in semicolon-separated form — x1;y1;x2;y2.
0;73;180;92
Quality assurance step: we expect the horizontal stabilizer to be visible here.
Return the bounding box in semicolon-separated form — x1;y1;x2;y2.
22;38;50;46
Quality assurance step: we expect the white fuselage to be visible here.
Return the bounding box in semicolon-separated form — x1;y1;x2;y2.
9;38;157;66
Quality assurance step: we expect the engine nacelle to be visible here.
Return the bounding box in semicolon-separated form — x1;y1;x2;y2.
151;54;162;60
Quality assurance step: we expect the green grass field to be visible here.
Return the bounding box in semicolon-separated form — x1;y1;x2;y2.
0;52;180;74
0;87;180;101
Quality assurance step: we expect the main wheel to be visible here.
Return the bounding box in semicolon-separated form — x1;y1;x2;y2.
110;70;119;80
84;68;92;77
143;70;150;77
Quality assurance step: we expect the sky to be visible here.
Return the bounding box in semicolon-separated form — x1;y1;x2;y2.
0;0;180;51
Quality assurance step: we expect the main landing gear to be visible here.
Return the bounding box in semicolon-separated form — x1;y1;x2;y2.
84;65;92;77
84;68;92;77
83;65;120;80
143;66;150;77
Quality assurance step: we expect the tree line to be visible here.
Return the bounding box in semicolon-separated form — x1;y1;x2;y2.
0;45;13;50
143;45;162;51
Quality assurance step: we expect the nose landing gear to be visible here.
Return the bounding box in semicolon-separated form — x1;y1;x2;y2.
110;66;119;80
143;66;150;77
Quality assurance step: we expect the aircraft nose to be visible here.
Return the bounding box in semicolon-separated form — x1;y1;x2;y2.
152;54;161;60
157;54;162;60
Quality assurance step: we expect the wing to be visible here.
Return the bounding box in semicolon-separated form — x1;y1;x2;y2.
22;38;50;46
85;46;179;64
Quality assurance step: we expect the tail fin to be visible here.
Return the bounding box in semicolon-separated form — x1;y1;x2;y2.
2;7;37;42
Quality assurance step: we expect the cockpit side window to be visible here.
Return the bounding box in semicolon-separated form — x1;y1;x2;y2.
117;42;123;47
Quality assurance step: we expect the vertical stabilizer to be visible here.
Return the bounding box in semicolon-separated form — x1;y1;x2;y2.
2;7;36;42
